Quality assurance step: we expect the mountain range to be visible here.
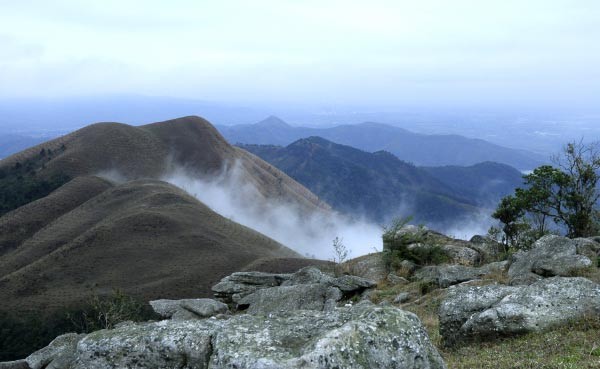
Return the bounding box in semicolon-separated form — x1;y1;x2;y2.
218;116;546;170
240;137;524;226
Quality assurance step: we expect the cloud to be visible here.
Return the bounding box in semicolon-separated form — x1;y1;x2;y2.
163;162;383;260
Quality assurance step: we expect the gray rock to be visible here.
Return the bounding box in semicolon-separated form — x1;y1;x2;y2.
399;259;418;274
150;298;228;320
23;303;446;369
387;273;409;285
468;236;506;262
396;224;429;238
574;237;600;260
414;262;507;288
212;271;290;304
508;235;593;285
329;274;376;292
440;244;481;266
0;361;29;369
340;253;388;282
281;266;334;286
439;277;600;346
26;333;83;369
238;283;343;314
393;292;411;304
415;265;483;288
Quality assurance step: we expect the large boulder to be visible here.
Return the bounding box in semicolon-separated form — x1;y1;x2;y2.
15;302;447;369
414;261;507;288
211;271;290;304
439;277;600;346
508;235;594;285
213;267;375;313
150;298;228;320
469;235;505;262
25;333;84;369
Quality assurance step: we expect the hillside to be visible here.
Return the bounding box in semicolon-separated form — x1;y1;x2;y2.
218;116;546;170
0;178;299;312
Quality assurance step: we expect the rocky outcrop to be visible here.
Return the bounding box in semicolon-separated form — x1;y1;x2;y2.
13;302;447;369
469;235;505;262
439;277;600;346
150;298;228;320
213;267;376;313
414;261;507;288
508;235;595;285
211;271;290;304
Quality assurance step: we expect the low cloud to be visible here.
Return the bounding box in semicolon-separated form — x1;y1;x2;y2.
163;163;383;260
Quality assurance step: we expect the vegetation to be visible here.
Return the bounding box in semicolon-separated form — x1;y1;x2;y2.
331;236;349;263
382;217;449;270
0;290;156;361
0;146;70;216
492;141;600;248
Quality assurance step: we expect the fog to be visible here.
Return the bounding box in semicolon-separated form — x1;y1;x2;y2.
164;164;383;260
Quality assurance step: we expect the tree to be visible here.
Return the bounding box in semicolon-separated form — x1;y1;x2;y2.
492;140;600;243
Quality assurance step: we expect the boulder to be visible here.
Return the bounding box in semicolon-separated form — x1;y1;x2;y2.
15;302;447;369
340;253;388;282
439;277;600;346
393;292;411;304
414;261;508;288
211;271;290;304
150;298;228;320
508;235;594;285
0;361;29;369
386;273;409;285
469;235;505;262
407;243;481;266
26;333;84;369
238;283;343;314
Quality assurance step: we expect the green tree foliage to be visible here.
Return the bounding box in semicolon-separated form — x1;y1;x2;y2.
492;141;600;247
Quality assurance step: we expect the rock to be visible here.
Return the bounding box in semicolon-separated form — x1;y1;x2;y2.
440;244;481;266
399;259;418;274
468;235;506;262
415;265;485;288
414;261;508;288
212;271;290;304
439;277;600;346
508;235;594;285
19;302;447;369
574;237;600;260
0;361;29;369
340;253;388;282
396;224;429;238
150;298;228;320
393;292;411;304
281;266;334;286
329;274;376;292
387;273;409;285
26;333;83;369
238;283;343;314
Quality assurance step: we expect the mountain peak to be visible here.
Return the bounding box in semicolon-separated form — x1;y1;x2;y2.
256;116;290;128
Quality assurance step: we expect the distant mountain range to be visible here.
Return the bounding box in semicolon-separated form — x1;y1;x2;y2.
219;116;547;170
241;137;524;225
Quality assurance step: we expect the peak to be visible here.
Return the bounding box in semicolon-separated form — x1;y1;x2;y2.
256;116;290;128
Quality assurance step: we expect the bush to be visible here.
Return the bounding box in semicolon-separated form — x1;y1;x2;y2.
0;290;156;361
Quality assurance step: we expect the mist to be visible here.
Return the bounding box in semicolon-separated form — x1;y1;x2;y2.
163;163;383;260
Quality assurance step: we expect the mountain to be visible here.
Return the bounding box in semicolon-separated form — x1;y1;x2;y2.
240;137;522;226
0;116;330;312
0;116;328;217
0;178;299;312
218;117;546;170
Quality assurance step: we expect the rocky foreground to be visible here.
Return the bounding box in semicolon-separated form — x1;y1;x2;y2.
2;230;599;369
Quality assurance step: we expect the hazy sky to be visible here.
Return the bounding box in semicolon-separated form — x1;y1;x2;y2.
1;0;599;109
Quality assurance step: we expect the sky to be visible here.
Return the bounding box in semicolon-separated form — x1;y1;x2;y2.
1;0;599;109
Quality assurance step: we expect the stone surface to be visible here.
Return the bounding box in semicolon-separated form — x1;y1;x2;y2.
508;235;593;285
211;271;290;304
238;283;343;314
439;277;600;346
0;361;29;369
16;302;447;369
414;261;507;288
393;292;411;304
150;298;228;320
387;273;409;285
468;235;506;262
26;333;83;369
340;253;388;282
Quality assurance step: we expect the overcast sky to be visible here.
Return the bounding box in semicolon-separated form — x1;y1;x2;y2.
1;0;599;109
